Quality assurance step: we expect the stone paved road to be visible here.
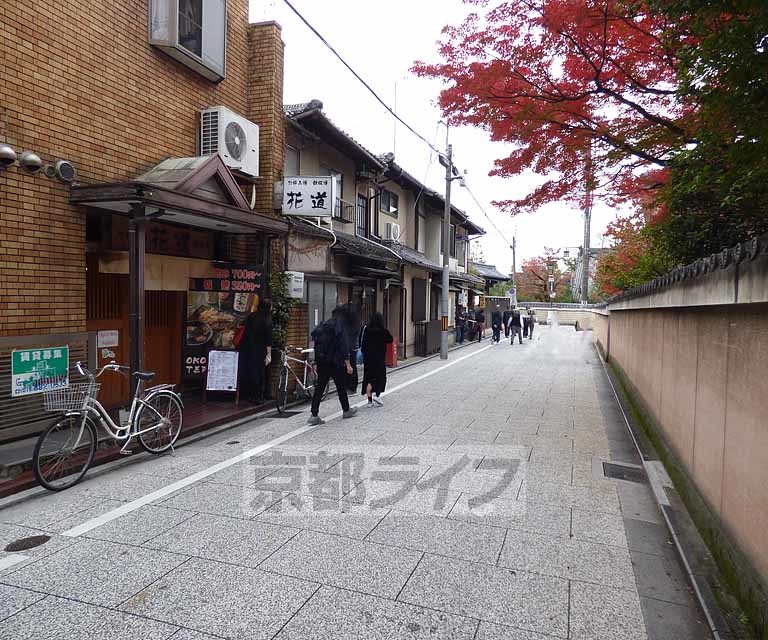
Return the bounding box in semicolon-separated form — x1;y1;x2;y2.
0;327;711;639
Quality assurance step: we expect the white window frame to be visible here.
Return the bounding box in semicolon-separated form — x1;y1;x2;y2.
149;0;227;82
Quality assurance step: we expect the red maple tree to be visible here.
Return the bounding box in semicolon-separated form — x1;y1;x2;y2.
517;255;572;301
412;0;695;213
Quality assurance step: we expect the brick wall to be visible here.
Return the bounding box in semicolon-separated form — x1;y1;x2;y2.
0;0;260;336
247;22;286;216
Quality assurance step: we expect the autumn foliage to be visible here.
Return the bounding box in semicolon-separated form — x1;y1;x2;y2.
413;0;693;213
517;256;572;302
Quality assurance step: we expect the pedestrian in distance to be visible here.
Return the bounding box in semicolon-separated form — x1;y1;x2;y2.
503;307;511;338
475;308;486;342
491;304;503;344
456;306;467;344
360;311;393;407
523;309;535;339
508;308;523;345
522;308;530;338
528;309;536;339
307;305;359;425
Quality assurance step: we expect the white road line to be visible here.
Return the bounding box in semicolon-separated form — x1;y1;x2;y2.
0;554;29;571
61;343;494;538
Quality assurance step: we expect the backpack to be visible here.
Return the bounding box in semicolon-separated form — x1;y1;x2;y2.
311;319;337;364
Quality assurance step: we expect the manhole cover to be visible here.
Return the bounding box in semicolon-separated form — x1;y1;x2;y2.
273;411;300;418
4;535;51;552
226;440;241;445
603;462;647;484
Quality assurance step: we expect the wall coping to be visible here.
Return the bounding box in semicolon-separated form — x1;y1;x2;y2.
603;232;768;311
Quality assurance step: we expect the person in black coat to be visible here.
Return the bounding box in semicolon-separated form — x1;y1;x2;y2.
238;302;272;403
360;311;393;407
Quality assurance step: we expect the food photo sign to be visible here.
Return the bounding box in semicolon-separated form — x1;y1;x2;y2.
183;264;265;383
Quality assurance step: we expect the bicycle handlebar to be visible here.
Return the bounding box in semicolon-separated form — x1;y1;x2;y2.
72;361;130;382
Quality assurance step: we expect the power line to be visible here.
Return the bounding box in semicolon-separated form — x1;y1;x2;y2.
281;0;442;156
282;0;515;254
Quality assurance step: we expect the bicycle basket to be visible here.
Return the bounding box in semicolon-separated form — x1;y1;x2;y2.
43;383;100;413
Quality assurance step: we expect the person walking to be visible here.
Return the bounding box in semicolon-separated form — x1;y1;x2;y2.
502;307;511;339
475;308;486;342
307;305;358;425
527;309;536;339
360;312;393;407
238;301;272;404
522;309;531;338
508;308;523;345
491;304;503;344
456;306;467;344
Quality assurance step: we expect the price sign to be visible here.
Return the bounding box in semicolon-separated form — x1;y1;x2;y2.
206;350;239;392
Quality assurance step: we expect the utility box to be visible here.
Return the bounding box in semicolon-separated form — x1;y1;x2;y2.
386;339;398;368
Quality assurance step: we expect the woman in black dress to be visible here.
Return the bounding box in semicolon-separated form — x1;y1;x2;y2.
238;301;273;403
360;312;393;407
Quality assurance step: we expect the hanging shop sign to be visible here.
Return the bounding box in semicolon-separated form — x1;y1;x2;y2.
11;346;69;397
184;264;265;382
285;271;305;299
281;176;337;217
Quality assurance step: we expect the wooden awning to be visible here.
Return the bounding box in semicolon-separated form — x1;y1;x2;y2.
70;155;288;236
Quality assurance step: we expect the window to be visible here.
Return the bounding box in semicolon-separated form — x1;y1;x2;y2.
440;223;457;257
149;0;227;81
320;165;343;216
412;278;427;322
356;193;369;237
380;189;399;217
305;280;338;340
284;145;300;176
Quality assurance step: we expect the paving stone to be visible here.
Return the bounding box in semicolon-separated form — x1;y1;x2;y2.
520;480;621;514
158;481;283;519
449;494;571;538
255;495;387;539
83;505;195;546
260;530;422;598
144;512;299;567
121;557;317;639
398;554;568;637
64;469;180;501
0;583;45;621
0;493;123;531
572;508;629;547
639;596;711;640
631;549;693;605
275;585;477;639
0;523;77;576
2;538;188;608
498;529;635;590
347;480;462;517
570;581;647;640
366;511;506;564
0;595;178;639
165;631;221;640
475;621;555;640
417;467;522;501
199;460;276;486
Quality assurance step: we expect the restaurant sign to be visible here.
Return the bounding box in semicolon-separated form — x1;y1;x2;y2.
11;346;69;397
281;176;337;217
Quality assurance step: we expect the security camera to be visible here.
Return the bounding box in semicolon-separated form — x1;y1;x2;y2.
0;144;16;168
19;151;43;173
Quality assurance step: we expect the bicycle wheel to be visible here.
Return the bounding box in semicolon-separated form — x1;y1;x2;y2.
275;367;289;413
136;391;183;454
33;414;97;491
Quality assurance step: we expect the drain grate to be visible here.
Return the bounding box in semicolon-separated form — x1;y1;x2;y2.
4;535;51;552
603;462;647;484
273;411;300;418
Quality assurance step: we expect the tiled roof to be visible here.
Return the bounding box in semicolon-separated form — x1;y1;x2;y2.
385;242;441;272
332;231;402;264
470;262;508;281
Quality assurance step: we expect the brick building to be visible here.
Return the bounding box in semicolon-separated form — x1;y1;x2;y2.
0;1;292;446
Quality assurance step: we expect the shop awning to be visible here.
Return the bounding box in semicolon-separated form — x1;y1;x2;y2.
71;155;289;236
331;231;401;267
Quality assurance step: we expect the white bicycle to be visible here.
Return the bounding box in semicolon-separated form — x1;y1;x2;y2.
32;361;183;491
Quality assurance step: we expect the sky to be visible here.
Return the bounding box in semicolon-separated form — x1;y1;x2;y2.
250;0;619;275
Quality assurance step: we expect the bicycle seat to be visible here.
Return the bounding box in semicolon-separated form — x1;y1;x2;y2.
132;371;156;382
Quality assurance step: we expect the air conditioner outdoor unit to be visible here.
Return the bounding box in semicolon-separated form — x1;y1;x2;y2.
200;106;260;177
386;222;401;242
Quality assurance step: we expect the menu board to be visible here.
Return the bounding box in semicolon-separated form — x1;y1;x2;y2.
206;350;239;392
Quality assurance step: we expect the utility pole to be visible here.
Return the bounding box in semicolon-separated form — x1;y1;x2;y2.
510;235;517;307
581;141;593;304
440;143;453;360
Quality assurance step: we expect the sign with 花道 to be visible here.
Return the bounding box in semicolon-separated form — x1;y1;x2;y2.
11;346;69;397
282;176;337;217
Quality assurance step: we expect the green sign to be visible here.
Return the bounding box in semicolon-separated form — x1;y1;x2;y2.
11;346;69;397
